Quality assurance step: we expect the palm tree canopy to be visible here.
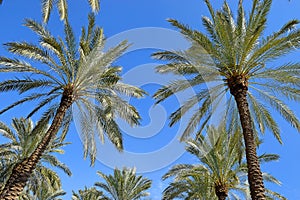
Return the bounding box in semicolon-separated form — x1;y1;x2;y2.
42;0;100;23
19;189;66;200
153;0;300;142
0;118;70;199
72;187;107;200
162;125;286;200
0;13;145;165
95;167;152;200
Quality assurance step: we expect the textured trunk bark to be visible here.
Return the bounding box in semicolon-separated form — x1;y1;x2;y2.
215;184;228;200
217;195;227;200
228;75;265;200
0;88;73;200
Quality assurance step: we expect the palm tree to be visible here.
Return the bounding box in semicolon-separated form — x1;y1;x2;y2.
72;187;107;200
19;188;66;200
41;0;100;23
0;13;144;199
0;118;70;200
153;0;300;198
95;167;152;200
162;125;286;200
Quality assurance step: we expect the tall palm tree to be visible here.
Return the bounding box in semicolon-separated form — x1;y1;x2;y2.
0;118;70;199
95;168;152;200
42;0;100;23
0;13;144;199
162;125;286;200
153;0;300;198
72;187;107;200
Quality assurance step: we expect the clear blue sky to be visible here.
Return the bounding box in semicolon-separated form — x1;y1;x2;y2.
0;0;300;199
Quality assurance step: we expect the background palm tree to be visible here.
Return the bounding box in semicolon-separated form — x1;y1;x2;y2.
72;187;107;200
162;125;286;200
95;167;152;200
19;188;66;200
0;118;70;200
0;12;144;199
153;0;300;198
42;0;100;23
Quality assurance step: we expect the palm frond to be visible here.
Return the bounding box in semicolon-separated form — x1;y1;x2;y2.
88;0;100;12
42;0;54;23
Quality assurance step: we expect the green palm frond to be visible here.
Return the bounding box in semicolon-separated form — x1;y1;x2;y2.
72;187;106;200
41;0;100;23
57;0;68;21
95;168;152;200
42;0;54;23
0;118;70;199
88;0;100;13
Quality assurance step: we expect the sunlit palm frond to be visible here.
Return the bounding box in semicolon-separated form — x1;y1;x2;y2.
72;187;106;200
95;168;152;200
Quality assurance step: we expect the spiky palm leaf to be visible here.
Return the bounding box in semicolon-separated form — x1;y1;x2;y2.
0;118;69;199
0;13;144;199
42;0;100;23
162;125;285;200
153;1;300;198
19;189;66;200
72;187;107;200
95;168;152;200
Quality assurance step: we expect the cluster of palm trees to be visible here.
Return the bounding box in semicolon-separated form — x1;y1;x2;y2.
0;0;299;199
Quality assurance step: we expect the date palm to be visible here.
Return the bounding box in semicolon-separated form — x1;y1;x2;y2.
0;118;70;199
95;168;152;200
42;0;100;23
72;187;107;200
153;0;300;199
0;13;144;199
19;188;66;200
162;125;285;200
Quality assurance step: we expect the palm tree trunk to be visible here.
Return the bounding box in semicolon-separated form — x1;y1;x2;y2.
0;88;73;200
215;183;228;200
229;75;265;200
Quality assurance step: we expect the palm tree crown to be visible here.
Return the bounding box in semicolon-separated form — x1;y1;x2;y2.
95;168;152;200
72;187;107;200
0;12;144;164
162;125;286;200
153;0;300;199
0;13;144;199
0;118;70;199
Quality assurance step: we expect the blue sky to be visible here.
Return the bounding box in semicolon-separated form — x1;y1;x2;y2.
0;0;300;199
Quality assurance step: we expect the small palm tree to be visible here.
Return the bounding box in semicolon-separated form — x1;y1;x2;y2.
20;188;66;200
42;0;100;23
153;0;300;198
72;187;107;200
162;125;286;200
0;13;144;199
95;168;152;200
0;118;70;199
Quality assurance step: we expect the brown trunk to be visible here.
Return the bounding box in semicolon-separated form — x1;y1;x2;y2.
228;75;265;200
214;182;228;200
0;87;73;200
